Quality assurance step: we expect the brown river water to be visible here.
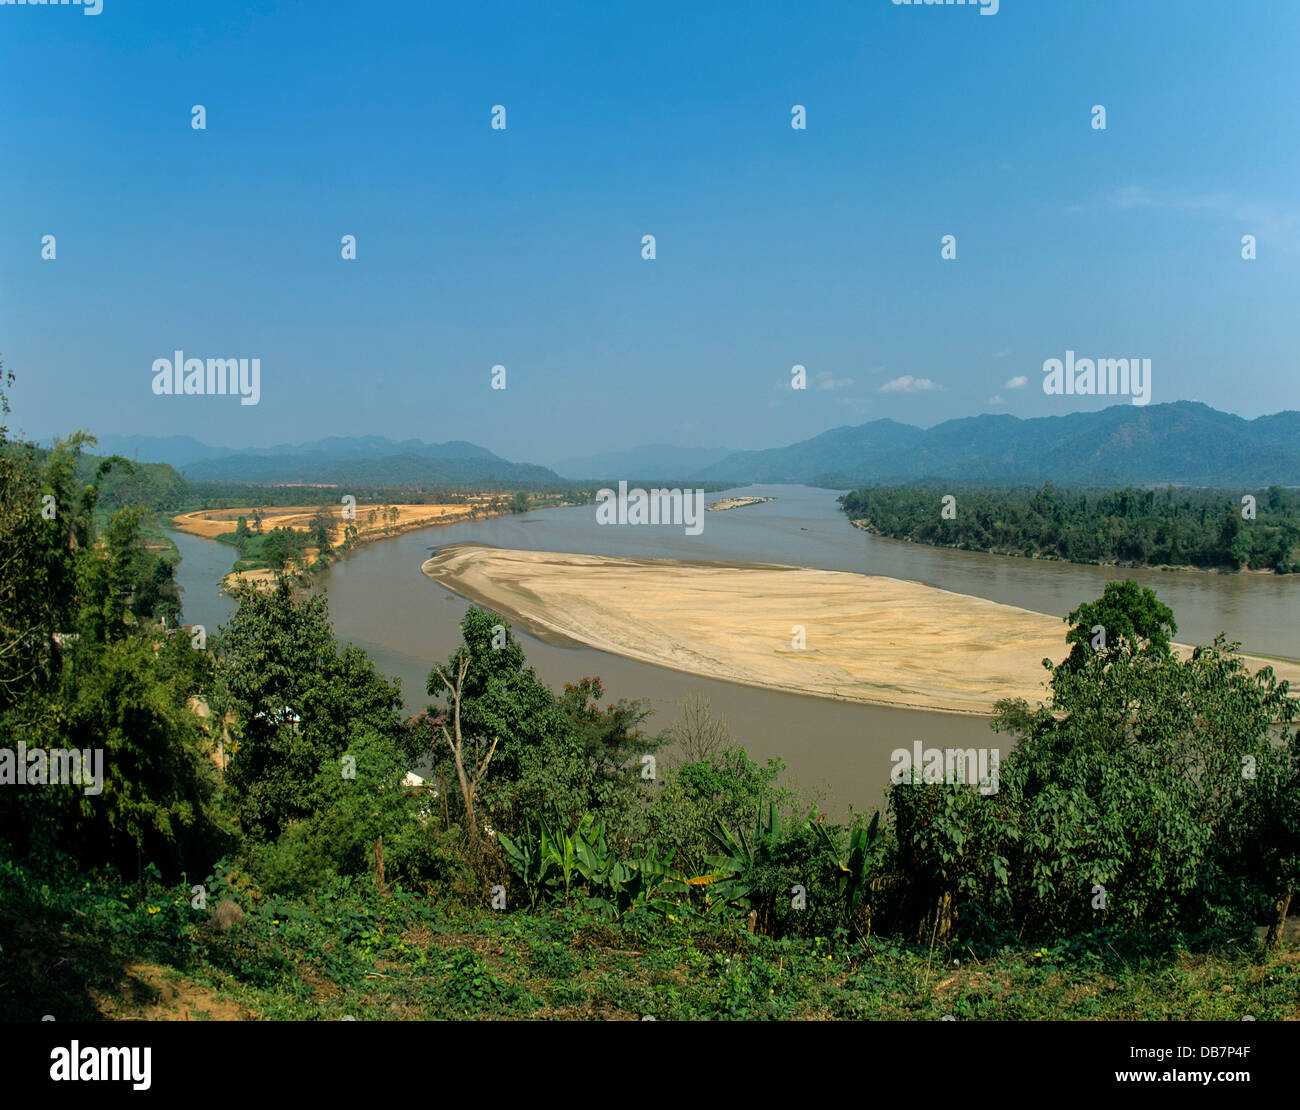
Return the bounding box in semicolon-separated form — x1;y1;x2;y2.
172;485;1299;816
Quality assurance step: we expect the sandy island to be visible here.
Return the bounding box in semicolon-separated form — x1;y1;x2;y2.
173;501;516;593
421;544;1300;715
707;496;775;512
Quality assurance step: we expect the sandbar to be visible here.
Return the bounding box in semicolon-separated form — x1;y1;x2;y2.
420;544;1300;714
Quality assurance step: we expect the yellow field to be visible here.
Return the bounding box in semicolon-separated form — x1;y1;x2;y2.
172;502;491;544
172;501;512;593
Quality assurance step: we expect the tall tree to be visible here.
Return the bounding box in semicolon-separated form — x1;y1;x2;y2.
218;579;405;842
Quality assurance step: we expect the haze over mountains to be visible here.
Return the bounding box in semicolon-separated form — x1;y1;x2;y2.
96;434;497;467
92;435;556;485
550;444;736;480
86;403;1300;488
696;403;1300;488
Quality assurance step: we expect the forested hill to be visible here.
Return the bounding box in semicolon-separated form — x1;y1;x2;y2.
93;434;499;468
64;433;560;486
5;440;567;518
180;451;561;485
840;484;1300;573
696;403;1300;488
0;441;192;514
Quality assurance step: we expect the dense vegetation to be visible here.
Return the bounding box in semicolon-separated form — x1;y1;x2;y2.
3;366;1298;1021
841;483;1300;572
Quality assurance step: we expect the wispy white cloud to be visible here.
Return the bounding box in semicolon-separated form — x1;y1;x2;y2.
988;394;1005;406
814;372;854;392
880;375;942;394
1004;375;1028;389
1104;185;1300;250
993;347;1013;360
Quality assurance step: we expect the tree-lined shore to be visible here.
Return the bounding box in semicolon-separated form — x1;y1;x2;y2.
841;483;1300;573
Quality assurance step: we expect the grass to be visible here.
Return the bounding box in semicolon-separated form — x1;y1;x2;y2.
2;856;1295;1021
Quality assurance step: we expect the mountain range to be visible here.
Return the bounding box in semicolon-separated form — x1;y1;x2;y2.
696;403;1300;487
82;403;1300;488
92;434;555;485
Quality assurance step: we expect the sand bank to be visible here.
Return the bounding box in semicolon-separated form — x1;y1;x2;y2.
173;502;488;542
174;502;511;593
421;544;1300;715
707;496;775;512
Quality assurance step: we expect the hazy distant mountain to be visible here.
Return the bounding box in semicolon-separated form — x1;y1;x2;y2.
695;403;1300;488
182;452;558;485
92;434;233;467
92;434;499;469
551;444;736;480
86;402;1300;489
694;421;924;484
246;436;497;462
81;433;553;485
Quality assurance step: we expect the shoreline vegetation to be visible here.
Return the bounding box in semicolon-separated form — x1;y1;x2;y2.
840;484;1300;575
421;544;1300;714
850;519;1289;576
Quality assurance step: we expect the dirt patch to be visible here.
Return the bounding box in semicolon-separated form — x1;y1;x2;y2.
401;923;438;949
296;963;340;1004
94;963;251;1021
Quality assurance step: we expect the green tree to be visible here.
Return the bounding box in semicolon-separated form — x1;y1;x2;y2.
308;506;336;552
558;676;660;786
987;588;1296;937
217;579;405;842
426;608;587;832
1061;579;1176;673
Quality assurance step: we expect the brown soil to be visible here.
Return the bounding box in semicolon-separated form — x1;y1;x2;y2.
93;963;251;1021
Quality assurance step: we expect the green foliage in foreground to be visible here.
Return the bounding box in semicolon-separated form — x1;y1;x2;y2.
2;853;1294;1022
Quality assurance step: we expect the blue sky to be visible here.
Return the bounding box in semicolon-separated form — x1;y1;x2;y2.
3;0;1298;463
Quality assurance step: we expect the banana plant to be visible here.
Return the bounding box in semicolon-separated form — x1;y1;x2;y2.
502;813;692;918
812;809;885;927
702;817;758;908
538;817;580;905
623;849;683;912
572;815;629;890
497;819;555;911
700;802;785;908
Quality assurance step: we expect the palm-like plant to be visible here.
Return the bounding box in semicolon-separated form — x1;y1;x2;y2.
812;809;885;931
497;818;554;911
699;802;789;912
500;813;686;918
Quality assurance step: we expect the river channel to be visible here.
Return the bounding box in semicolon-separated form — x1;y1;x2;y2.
171;485;1299;815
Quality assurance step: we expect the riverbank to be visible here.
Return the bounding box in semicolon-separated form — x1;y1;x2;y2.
172;501;523;593
849;519;1291;576
421;544;1300;715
